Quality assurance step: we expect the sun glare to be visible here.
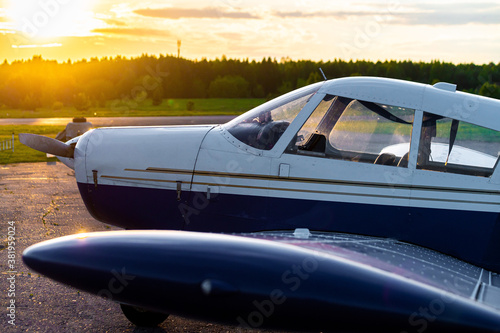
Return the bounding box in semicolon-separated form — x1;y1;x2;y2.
7;0;97;40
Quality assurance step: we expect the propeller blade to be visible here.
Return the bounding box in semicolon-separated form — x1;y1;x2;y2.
19;133;75;158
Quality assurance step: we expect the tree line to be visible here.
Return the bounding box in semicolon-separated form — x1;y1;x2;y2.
0;54;500;111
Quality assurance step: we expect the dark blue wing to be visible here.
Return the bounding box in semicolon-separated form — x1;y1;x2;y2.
245;231;500;307
23;230;500;332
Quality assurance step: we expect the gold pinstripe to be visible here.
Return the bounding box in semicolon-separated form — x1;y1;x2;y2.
100;169;500;206
123;167;500;195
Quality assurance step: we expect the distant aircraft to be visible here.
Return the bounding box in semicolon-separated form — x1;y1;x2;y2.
54;117;92;142
21;77;500;331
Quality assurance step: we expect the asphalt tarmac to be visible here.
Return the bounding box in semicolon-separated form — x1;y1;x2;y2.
0;162;280;333
0;116;236;127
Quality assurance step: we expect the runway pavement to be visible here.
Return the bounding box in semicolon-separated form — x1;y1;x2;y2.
0;116;236;127
0;162;281;333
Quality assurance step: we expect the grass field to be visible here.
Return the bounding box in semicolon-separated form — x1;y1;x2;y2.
0;126;64;164
0;98;266;118
0;98;267;164
334;119;500;142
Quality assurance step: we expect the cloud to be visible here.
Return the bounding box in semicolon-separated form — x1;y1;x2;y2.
273;3;500;26
395;3;500;26
216;32;244;41
100;18;127;27
12;43;62;49
92;28;171;37
396;13;500;26
273;10;376;19
134;7;259;19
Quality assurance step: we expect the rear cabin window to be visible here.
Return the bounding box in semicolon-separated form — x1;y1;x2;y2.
417;112;500;177
287;94;415;168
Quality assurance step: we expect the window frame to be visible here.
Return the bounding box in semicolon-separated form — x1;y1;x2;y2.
270;92;326;158
285;94;417;168
222;83;325;156
412;110;500;178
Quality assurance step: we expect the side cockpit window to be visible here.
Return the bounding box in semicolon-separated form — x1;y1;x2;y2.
417;112;500;177
287;94;415;168
328;100;414;166
224;83;322;150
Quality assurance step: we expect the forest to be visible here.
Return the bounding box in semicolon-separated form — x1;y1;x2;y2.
1;54;500;111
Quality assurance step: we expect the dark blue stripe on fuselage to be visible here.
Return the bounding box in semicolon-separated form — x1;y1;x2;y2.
77;182;500;272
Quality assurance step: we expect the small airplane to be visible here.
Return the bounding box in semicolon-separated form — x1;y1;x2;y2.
54;116;93;142
21;76;500;332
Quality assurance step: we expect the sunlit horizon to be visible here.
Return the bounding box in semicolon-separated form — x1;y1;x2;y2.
1;1;500;65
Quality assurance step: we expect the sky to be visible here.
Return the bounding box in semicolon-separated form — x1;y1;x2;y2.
0;0;500;64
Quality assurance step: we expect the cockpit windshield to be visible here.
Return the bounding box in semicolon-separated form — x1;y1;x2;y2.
224;82;322;150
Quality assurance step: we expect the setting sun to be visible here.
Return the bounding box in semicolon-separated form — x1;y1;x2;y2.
6;0;97;40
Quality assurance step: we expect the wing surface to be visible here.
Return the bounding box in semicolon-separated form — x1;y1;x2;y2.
22;230;500;332
245;231;500;307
